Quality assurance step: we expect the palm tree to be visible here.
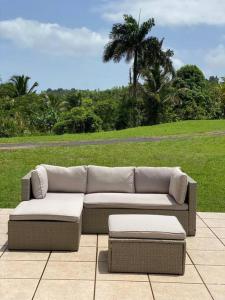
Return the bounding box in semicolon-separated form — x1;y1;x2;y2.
140;38;175;93
103;14;155;97
10;75;39;97
139;40;175;124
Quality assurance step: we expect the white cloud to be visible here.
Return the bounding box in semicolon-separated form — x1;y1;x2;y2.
100;0;225;26
0;18;107;56
172;57;185;69
205;44;225;70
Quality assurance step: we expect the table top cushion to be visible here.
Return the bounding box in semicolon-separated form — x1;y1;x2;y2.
108;214;186;240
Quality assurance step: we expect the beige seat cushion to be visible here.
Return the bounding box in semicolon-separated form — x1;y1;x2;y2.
87;165;135;193
10;193;84;222
169;169;188;204
84;193;188;210
109;214;186;240
31;165;48;199
42;165;87;193
135;167;180;193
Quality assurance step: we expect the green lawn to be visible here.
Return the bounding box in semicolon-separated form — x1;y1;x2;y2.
0;120;225;144
0;134;225;211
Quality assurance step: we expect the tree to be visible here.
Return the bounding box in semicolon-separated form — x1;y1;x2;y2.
175;65;205;90
208;76;219;84
103;14;155;97
10;75;39;96
139;39;175;124
0;82;15;98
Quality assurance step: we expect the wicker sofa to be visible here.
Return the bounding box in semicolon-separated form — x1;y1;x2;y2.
8;165;197;250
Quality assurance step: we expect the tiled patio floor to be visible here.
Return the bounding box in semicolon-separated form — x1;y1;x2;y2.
0;210;225;300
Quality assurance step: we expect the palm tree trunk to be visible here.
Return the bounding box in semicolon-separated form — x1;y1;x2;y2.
131;50;138;126
133;50;138;97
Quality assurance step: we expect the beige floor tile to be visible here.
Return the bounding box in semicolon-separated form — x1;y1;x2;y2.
204;219;225;228
198;212;225;219
97;261;148;282
187;237;224;250
0;224;7;234
0;260;46;279
196;217;207;228
0;209;14;215
221;239;225;245
1;250;49;261
0;216;9;223
149;265;202;284
207;284;225;300
79;234;97;247
0;234;7;246
50;247;96;262
98;235;108;247
0;245;6;258
95;280;153;300
195;227;216;238
34;280;94;300
211;228;225;239
151;282;212;300
188;250;225;265
0;279;38;300
196;265;225;284
43;261;95;280
186;253;192;264
98;248;108;262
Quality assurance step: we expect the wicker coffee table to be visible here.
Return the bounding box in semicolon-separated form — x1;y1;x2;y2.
108;214;186;275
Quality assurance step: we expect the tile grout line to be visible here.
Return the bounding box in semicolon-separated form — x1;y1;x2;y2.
0;244;7;258
93;235;98;300
188;252;215;300
194;215;224;300
31;251;51;300
148;275;155;300
197;215;225;247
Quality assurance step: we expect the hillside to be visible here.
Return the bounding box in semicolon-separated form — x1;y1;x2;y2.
0;120;225;211
0;120;225;144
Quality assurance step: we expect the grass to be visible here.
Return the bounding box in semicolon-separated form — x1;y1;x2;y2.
0;134;225;211
0;120;225;144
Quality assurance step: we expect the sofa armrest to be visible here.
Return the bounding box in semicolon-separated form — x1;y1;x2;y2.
21;171;33;201
186;175;197;210
186;175;197;236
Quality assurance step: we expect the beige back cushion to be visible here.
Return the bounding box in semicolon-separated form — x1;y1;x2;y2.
135;167;180;193
41;164;87;193
31;165;48;199
169;169;188;204
87;165;135;193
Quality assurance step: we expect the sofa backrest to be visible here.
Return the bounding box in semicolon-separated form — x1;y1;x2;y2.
135;167;180;193
31;164;185;197
87;165;135;193
41;164;87;193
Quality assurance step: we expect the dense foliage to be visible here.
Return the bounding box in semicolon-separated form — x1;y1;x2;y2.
0;15;224;137
0;65;224;138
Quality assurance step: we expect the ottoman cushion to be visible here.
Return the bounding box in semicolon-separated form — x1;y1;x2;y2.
10;193;84;222
108;214;186;240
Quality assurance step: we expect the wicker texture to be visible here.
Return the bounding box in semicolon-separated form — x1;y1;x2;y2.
19;171;197;239
8;220;81;251
82;208;189;234
21;172;32;201
108;238;186;275
187;176;197;236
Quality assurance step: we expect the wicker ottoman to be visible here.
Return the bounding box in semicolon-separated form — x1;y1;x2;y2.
108;214;186;275
8;197;82;251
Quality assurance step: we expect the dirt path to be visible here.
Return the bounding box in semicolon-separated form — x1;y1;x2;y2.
0;131;225;150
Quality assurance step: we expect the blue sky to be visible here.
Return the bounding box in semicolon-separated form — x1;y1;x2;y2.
0;0;225;91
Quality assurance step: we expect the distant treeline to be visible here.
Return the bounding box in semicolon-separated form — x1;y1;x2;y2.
0;65;224;138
